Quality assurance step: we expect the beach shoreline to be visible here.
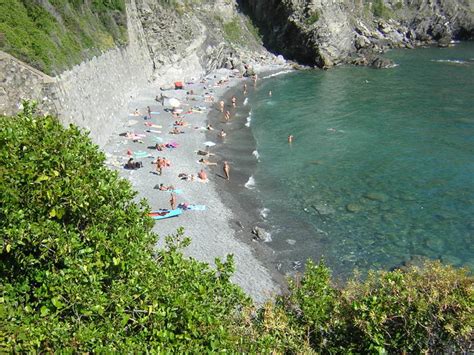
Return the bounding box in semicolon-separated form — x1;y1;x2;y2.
102;63;292;303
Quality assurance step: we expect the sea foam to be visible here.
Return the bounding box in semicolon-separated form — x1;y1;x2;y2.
252;150;260;161
243;97;248;106
244;175;256;189
432;59;468;65
262;70;293;80
245;112;252;127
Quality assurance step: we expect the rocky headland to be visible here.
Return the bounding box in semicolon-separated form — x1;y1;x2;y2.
239;0;474;68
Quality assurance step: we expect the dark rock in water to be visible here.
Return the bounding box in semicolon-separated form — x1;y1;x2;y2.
441;255;462;266
252;226;270;241
311;204;335;215
292;260;302;270
438;37;451;48
364;192;389;202
370;56;394;69
346;203;362;213
397;254;431;271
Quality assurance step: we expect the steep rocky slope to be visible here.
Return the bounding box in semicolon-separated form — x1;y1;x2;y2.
238;0;474;68
135;0;276;81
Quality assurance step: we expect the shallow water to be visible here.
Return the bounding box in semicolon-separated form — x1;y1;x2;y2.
243;43;474;278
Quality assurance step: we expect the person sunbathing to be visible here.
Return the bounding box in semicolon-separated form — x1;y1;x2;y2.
199;158;217;166
124;158;142;170
198;169;208;180
158;183;175;191
178;173;195;181
170;127;184;134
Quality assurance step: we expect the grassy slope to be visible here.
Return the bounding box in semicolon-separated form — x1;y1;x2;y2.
0;0;127;75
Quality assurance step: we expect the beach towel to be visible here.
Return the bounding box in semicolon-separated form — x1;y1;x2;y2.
165;141;179;148
168;189;183;194
133;150;150;158
145;122;162;128
151;136;163;142
150;111;160;115
187;205;206;211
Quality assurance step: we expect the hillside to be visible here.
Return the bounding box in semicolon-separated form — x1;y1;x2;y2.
0;0;127;75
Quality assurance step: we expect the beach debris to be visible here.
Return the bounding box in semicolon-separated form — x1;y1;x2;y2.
251;226;271;242
292;260;302;270
168;98;181;107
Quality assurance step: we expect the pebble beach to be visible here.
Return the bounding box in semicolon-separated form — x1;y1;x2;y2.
102;66;288;303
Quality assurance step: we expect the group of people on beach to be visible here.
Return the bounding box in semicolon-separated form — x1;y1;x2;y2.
124;71;266;213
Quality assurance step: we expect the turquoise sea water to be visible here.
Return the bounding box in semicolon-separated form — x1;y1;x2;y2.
245;43;474;277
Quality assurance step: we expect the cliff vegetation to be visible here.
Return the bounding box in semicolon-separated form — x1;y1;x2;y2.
0;0;127;75
1;105;472;352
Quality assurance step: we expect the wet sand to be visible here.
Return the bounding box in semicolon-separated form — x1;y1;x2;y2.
102;66;290;303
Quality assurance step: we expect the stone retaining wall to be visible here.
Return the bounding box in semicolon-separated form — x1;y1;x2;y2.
0;51;57;116
0;0;154;147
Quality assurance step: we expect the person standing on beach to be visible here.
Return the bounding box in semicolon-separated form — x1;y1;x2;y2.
160;93;165;106
147;106;152;119
224;110;231;121
170;193;176;210
223;161;230;180
231;96;237;107
243;83;247;95
219;100;225;112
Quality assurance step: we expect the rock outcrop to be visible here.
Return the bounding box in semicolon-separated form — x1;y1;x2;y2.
239;0;474;68
135;0;277;84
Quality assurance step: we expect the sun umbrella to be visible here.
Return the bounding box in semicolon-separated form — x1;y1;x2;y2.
168;98;181;108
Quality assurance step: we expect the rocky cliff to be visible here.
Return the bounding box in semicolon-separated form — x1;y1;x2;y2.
239;0;474;68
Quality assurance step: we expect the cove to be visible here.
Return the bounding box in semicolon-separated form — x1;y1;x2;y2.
240;42;474;278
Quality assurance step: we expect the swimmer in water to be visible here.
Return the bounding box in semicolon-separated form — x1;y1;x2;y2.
288;135;294;143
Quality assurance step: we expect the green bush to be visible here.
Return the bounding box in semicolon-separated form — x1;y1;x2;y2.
372;0;391;18
0;103;472;352
341;261;473;353
305;11;320;26
272;260;473;353
0;102;249;352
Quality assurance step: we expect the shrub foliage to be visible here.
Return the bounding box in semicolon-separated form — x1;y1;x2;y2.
0;103;248;352
0;104;472;352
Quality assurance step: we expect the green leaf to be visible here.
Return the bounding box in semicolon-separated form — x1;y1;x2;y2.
40;306;49;317
36;174;49;183
51;297;64;309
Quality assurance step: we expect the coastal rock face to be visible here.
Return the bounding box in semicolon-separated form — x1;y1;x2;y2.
239;0;474;68
135;0;276;84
